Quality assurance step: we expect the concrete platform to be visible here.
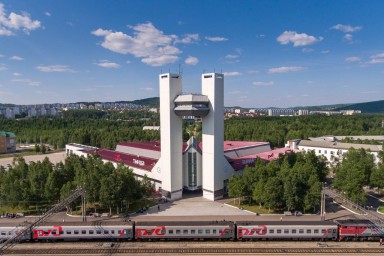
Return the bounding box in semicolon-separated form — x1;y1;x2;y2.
143;195;254;217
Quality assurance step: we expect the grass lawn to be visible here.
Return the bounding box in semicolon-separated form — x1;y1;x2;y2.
226;199;282;214
378;206;384;214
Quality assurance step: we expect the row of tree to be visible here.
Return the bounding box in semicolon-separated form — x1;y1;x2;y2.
0;154;152;214
228;151;328;213
333;148;384;203
1;112;384;150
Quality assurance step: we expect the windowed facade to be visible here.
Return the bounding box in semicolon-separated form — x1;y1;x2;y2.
188;152;197;187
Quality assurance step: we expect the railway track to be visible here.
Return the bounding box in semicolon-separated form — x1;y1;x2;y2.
4;247;384;254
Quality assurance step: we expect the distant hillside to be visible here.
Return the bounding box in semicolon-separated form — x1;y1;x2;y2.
131;97;159;107
334;100;384;113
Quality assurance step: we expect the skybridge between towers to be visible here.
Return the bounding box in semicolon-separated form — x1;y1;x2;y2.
0;187;85;255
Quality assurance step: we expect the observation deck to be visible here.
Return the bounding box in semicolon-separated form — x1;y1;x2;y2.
174;94;210;117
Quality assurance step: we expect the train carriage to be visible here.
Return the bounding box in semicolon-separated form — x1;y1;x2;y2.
0;226;30;241
134;221;235;240
32;221;134;241
236;221;338;240
336;219;384;241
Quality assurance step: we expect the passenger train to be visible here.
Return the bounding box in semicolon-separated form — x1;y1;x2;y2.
0;219;382;242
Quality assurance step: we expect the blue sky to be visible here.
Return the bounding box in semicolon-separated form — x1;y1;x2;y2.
1;0;384;108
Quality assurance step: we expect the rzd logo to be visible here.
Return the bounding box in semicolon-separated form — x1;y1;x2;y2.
136;226;166;238
33;226;62;239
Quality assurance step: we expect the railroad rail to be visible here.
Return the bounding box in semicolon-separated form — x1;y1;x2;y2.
3;247;384;255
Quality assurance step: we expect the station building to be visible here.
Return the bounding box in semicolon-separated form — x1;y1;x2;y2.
66;73;293;201
67;139;292;198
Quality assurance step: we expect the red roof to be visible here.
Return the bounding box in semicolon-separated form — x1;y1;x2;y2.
98;148;158;171
117;141;161;151
224;141;269;151
228;148;296;171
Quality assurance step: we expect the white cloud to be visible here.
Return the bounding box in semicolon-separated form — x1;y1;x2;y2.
45;12;51;17
0;3;41;36
344;33;353;41
142;55;179;67
247;70;259;74
331;24;362;33
268;66;305;74
126;60;131;64
12;78;40;86
10;55;23;61
175;33;199;44
321;50;330;54
205;36;228;42
12;72;22;76
345;56;360;62
302;48;314;53
225;54;239;59
0;53;3;57
277;31;323;47
91;22;183;67
223;71;241;76
0;63;7;71
253;81;274;86
185;56;198;65
140;87;153;91
367;53;384;64
36;65;73;72
94;60;120;68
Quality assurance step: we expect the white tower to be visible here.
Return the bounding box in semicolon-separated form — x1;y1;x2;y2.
201;73;224;200
159;73;183;200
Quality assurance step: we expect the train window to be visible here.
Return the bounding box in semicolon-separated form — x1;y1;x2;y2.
1;232;5;235
176;230;181;234
74;230;79;235
183;230;188;234
206;230;211;234
299;229;304;234
269;229;274;234
277;230;281;234
306;230;311;234
219;229;222;234
59;230;64;235
191;230;195;234
198;230;203;234
82;230;86;234
284;229;289;234
213;230;217;234
104;230;109;234
111;230;115;234
66;231;71;234
44;231;49;235
89;230;94;234
118;230;121;234
314;229;319;234
321;229;326;233
292;230;296;234
333;229;337;233
169;230;174;234
97;230;101;234
52;231;57;235
160;229;165;235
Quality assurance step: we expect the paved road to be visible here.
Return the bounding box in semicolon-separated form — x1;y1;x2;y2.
0;151;66;169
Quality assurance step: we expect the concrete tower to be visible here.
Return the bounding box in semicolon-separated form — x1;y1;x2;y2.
159;73;183;200
201;73;224;200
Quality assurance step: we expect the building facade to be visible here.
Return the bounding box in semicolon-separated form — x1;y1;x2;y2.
0;131;16;154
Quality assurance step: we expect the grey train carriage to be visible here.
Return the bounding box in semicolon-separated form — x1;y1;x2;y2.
31;221;134;241
236;221;338;240
134;221;235;240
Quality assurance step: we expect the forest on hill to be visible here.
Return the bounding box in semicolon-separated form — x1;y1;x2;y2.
334;100;384;113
